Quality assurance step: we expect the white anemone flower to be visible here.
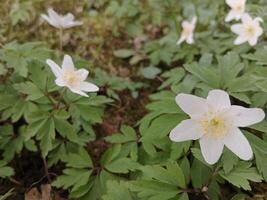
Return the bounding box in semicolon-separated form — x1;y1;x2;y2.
41;8;83;29
231;13;263;46
170;90;265;165
177;16;197;45
46;55;99;97
225;0;246;22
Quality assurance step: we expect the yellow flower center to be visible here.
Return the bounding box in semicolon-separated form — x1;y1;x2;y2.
234;4;243;12
245;25;256;36
63;71;80;86
183;28;192;37
199;113;230;139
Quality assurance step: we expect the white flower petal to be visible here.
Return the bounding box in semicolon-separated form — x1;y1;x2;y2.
234;35;248;45
207;90;231;111
63;21;83;29
255;17;263;23
248;36;258;46
199;136;224;165
169;119;204;142
46;59;62;78
191;16;197;25
68;86;88;97
226;0;236;7
225;105;265;127
76;69;89;81
78;82;99;92
62;55;75;71
231;24;243;34
241;13;252;24
175;93;208;118
223;128;253;160
256;26;263;37
182;21;191;29
186;34;194;44
55;78;66;87
41;13;60;28
225;10;236;22
64;13;74;22
47;8;61;24
177;36;186;45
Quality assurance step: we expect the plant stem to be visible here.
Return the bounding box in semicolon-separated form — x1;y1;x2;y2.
59;28;63;51
55;87;67;109
203;165;221;188
42;157;51;183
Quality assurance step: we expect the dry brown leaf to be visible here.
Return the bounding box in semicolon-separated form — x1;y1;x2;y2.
25;184;51;200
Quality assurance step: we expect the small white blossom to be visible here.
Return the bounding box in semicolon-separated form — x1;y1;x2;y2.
231;13;263;46
46;55;99;97
170;89;265;165
41;8;83;29
177;16;197;45
225;0;246;22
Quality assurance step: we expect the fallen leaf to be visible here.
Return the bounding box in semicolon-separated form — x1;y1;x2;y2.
25;184;51;200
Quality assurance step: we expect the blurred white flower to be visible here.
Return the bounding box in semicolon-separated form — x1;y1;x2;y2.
225;0;246;22
170;89;265;165
46;55;99;97
177;16;197;45
231;13;263;46
41;8;83;29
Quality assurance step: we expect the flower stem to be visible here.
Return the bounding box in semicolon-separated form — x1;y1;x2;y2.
59;28;63;51
42;156;51;183
203;165;221;189
55;87;67;109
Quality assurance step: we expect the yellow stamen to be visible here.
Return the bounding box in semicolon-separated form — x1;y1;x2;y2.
63;71;80;85
199;112;230;139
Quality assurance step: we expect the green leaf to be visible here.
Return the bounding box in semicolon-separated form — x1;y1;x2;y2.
54;118;79;143
231;194;246;200
105;158;140;173
131;180;179;200
39;118;55;157
114;49;135;58
140;162;185;187
184;63;220;88
52;168;92;190
105;125;137;143
141;66;162;79
191;159;212;188
219;161;262;190
0;160;14;178
13;81;44;100
221;149;239;174
191;148;211;167
63;148;93;169
246;133;267;180
102;180;133;200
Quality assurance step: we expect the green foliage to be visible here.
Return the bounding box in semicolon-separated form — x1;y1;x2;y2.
0;160;14;178
219;161;262;190
131;162;188;200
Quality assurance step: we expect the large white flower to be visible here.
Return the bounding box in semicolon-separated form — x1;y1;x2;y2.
177;16;197;45
225;0;246;22
231;13;263;46
169;90;265;165
41;8;83;29
46;55;99;97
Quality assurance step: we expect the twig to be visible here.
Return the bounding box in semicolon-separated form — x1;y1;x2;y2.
42;157;51;183
8;177;22;186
